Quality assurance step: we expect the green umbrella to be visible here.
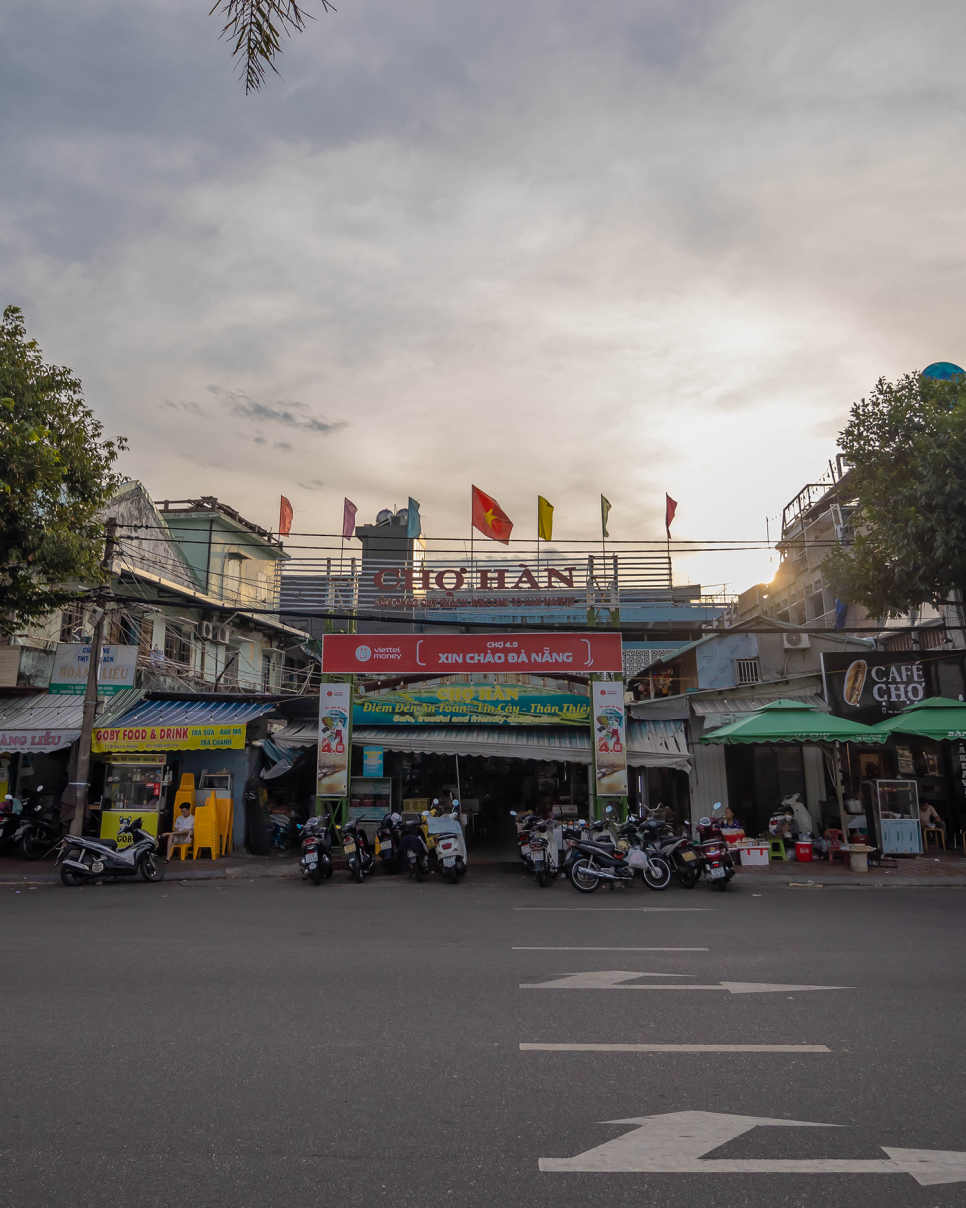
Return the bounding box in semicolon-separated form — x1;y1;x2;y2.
701;699;888;746
870;696;966;741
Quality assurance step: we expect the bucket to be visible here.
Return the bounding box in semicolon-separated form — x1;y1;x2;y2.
795;840;813;862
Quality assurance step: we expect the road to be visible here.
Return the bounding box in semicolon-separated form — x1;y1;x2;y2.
2;871;965;1207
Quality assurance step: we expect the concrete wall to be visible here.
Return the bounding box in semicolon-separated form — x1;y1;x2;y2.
687;732;729;821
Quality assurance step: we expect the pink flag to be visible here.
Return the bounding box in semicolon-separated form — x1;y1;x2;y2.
342;498;358;540
665;493;678;539
278;495;293;536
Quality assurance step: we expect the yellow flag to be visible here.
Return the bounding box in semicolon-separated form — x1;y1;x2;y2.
537;495;554;541
601;494;612;538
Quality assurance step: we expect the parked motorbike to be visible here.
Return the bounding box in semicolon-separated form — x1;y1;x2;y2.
55;817;164;886
527;819;559;887
425;800;467;883
13;786;61;861
337;819;375;883
635;807;700;889
0;793;24;856
376;811;403;874
696;816;736;891
566;807;671;893
299;813;334;884
398;817;430;881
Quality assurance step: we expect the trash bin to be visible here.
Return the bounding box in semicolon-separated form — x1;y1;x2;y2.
795;840;813;862
848;845;870;873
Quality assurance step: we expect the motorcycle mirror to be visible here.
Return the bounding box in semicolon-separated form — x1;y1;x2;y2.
605;805;613;814
4;794;10;800
36;785;43;791
509;810;517;817
452;798;460;808
432;798;439;805
698;816;711;826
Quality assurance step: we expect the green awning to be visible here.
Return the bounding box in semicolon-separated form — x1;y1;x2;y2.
870;696;966;741
701;698;887;745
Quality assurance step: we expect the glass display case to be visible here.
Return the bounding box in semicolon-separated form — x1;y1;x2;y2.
861;778;921;854
102;755;168;810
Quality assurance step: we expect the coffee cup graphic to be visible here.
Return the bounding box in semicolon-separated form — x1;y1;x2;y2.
843;659;867;707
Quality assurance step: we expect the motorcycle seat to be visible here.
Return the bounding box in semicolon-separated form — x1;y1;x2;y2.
99;839;119;850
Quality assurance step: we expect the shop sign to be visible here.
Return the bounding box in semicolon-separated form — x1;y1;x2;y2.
317;683;351;797
822;650;965;725
593;681;627;796
321;632;623;675
50;644;139;695
0;729;79;750
354;682;591;726
362;747;384;777
99;810;160;848
92;724;246;753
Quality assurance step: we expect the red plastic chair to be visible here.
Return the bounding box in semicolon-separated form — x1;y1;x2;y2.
824;828;850;868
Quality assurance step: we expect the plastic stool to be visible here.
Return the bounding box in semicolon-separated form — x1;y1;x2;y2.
768;838;788;861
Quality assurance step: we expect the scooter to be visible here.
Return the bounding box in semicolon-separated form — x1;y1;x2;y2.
336;819;375;883
424;799;467;883
13;786;61;860
511;810;561;887
1;793;24;856
299;814;334;884
375;811;403;874
566;806;671;893
696;815;736;891
399;817;430;881
55;817;164;886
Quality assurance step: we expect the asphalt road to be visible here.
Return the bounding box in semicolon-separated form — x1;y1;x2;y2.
2;869;965;1208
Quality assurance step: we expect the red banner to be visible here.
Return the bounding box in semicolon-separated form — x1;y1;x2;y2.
320;632;623;674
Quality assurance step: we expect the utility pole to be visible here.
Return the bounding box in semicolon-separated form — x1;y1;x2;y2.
69;518;117;837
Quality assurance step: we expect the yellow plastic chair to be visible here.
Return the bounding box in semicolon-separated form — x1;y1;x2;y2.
169;774;196;860
189;793;220;860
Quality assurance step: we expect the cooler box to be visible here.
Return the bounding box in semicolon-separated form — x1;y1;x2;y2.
739;845;769;866
795;840;813;862
722;829;745;845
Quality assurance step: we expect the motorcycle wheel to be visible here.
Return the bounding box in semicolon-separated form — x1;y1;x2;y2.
414;860;424;883
713;877;728;892
139;853;165;882
569;859;600;893
351;859;363;883
309;867;323;885
60;862;89;886
677;864;700;889
641;856;672;891
20;829;50;861
537;869;547;888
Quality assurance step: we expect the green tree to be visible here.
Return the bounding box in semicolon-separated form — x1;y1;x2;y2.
823;371;966;619
0;306;126;637
210;0;334;94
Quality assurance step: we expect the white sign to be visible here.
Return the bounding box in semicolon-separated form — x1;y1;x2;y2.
539;1110;966;1184
520;970;850;994
0;728;80;751
593;680;627;796
317;682;352;797
50;644;139;696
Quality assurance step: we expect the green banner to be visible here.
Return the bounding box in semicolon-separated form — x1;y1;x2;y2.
353;683;590;726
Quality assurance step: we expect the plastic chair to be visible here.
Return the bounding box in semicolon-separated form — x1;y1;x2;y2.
768;837;789;861
189;793;220;860
824;828;850;867
168;775;196;860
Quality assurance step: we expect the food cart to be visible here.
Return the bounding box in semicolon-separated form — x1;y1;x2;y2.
861;778;921;854
100;754;170;846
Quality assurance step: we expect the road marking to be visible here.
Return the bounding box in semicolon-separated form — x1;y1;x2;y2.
521;1044;831;1052
520;970;850;994
514;907;712;912
512;946;709;951
539;1110;966;1184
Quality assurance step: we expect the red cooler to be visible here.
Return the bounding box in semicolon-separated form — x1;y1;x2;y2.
795;840;813;862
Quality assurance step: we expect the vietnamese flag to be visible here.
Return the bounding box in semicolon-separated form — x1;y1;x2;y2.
472;485;513;544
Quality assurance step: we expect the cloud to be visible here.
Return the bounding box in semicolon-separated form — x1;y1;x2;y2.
273;440;293;451
206;386;344;434
298;479;325;491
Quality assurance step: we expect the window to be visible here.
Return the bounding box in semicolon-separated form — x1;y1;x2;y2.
735;658;761;685
60;602;85;643
223;555;245;601
164;625;193;667
261;653;275;692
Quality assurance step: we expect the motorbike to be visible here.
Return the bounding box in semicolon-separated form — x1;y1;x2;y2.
337;819;375;883
375;811;403;874
55;817;164;886
635;807;701;889
299;814;334;884
1;793;24;856
12;786;62;861
566;807;671;893
398;817;430;881
424;799;468;883
527;819;560;887
696;815;736;891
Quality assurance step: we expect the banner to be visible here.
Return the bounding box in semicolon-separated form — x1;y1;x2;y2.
822;650;966;726
354;682;591;726
362;747;384;777
593;680;628;796
321;632;623;674
92;724;245;754
50;644;139;696
317;683;352;797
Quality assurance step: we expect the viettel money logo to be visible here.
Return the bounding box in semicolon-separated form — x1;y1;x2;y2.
355;645;372;663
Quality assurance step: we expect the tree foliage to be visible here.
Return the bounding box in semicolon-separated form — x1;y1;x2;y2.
0;306;125;637
210;0;334;94
823;372;966;618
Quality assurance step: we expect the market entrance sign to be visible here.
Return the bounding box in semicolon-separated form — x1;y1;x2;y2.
320;632;623;675
354;682;591;726
92;724;246;753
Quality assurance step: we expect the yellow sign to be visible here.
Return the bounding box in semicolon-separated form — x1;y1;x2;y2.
99;810;161;848
92;724;246;754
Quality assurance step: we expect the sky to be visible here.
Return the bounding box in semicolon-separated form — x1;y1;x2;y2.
3;0;965;596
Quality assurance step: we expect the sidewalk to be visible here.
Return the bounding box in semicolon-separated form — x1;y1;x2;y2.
730;846;966;886
0;851;304;884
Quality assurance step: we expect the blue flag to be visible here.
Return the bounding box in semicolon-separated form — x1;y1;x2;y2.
407;497;421;539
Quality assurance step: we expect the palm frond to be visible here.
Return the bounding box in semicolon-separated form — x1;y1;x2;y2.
210;0;335;94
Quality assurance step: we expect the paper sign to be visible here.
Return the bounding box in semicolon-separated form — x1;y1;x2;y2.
318;683;352;797
593;680;627;796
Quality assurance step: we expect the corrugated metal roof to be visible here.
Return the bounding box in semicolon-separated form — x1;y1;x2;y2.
0;689;143;732
107;698;279;727
690;691;826;716
272;720;690;770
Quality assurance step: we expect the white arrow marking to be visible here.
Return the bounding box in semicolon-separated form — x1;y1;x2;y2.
512;947;710;951
520;970;850;993
538;1111;966;1184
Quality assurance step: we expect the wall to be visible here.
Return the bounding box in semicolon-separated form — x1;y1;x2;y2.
687;730;729;820
696;633;759;690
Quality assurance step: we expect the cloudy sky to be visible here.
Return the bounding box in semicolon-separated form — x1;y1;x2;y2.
3;0;965;593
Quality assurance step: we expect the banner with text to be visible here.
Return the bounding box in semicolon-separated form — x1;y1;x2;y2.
320;632;623;675
317;683;352;797
92;724;245;754
593;680;628;796
50;644;139;695
354;682;591;726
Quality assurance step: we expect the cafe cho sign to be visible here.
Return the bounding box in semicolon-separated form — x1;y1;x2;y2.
822;650;945;725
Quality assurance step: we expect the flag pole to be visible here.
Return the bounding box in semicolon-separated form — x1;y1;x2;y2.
470;486;474;603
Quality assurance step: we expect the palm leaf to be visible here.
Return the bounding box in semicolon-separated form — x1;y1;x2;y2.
210;0;335;94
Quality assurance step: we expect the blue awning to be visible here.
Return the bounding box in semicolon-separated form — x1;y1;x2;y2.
108;699;280;728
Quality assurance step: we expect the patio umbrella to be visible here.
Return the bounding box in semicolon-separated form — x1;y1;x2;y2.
700;699;886;838
870;696;966;741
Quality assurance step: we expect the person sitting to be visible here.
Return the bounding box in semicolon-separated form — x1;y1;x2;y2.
721;806;743;831
163;803;194;861
919;802;946;838
769;806;798;843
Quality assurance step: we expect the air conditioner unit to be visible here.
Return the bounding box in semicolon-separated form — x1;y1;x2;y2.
783;632;811;650
200;621;214;641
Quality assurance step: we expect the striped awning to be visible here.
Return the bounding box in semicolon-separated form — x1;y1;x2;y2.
108;698;280;727
0;690;142;752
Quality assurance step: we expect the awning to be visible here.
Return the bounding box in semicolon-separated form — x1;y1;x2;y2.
0;690;141;753
273;720;690;770
689;691;826;716
92;697;280;754
107;699;280;727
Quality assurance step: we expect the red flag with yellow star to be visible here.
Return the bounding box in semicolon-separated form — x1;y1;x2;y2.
471;485;513;545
